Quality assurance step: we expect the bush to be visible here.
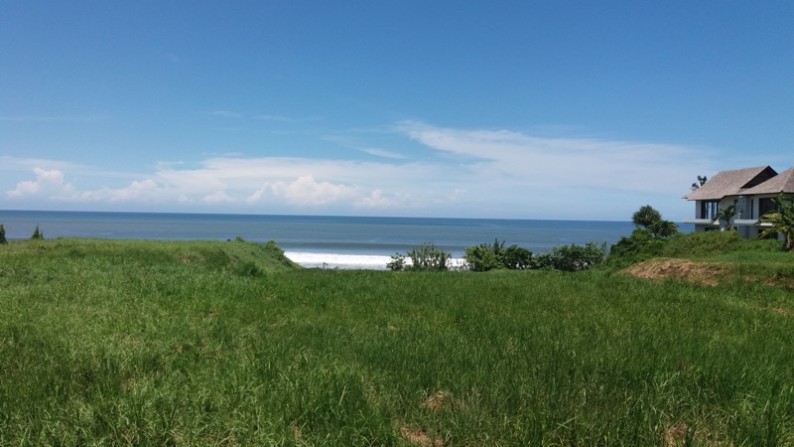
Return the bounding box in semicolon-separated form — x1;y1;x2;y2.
0;224;7;244
464;239;533;271
465;239;506;272
388;243;451;272
502;245;533;270
407;243;450;271
31;225;44;240
535;242;607;272
387;253;407;271
606;229;666;267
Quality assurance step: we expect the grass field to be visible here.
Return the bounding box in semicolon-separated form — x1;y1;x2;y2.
2;238;794;446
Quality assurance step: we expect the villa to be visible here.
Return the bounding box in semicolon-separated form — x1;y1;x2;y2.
685;165;794;238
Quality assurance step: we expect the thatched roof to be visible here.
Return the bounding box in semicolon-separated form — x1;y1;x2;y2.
685;166;777;201
742;167;794;195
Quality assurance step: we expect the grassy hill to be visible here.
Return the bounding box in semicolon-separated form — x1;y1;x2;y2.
1;238;794;445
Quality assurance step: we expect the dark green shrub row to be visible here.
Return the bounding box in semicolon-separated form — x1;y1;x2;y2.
534;242;607;271
390;240;606;273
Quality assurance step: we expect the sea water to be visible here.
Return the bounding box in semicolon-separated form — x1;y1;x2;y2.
0;210;644;269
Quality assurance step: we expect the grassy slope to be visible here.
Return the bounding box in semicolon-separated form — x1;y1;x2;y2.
1;239;794;446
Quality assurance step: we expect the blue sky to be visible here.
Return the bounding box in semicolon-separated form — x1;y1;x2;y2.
2;1;792;221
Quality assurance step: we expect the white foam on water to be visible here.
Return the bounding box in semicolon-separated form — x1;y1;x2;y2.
285;251;467;270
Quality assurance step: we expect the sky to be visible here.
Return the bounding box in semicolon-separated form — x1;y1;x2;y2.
1;1;792;221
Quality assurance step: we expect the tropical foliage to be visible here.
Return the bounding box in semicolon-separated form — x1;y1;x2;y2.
609;205;679;266
716;204;737;231
464;239;532;272
632;204;678;238
760;194;794;251
690;174;708;191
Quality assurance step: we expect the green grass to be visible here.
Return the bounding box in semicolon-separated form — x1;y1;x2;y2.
2;239;794;445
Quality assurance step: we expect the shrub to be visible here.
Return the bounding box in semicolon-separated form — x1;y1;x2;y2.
0;224;7;244
537;242;607;272
31;225;44;240
607;229;666;267
464;239;533;271
387;253;406;271
407;243;450;271
502;245;533;270
607;205;679;267
408;243;449;271
465;239;505;272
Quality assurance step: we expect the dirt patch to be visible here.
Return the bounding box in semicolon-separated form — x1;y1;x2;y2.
772;307;793;316
623;258;729;286
421;391;451;412
663;423;689;447
400;426;444;447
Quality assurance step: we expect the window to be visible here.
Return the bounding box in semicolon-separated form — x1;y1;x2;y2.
699;201;719;220
759;198;777;217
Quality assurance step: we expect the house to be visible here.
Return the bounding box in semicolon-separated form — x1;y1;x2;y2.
684;165;794;238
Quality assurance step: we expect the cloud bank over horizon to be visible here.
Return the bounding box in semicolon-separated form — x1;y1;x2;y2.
2;122;716;221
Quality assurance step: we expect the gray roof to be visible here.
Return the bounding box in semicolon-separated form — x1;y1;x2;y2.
685;166;777;201
742;166;794;195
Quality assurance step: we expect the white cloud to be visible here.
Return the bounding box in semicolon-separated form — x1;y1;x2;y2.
203;190;236;204
397;120;712;196
270;175;355;206
7;167;72;198
0;122;723;219
355;189;403;208
76;179;163;203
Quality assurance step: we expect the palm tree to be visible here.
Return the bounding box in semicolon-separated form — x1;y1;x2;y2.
760;195;794;251
716;205;736;231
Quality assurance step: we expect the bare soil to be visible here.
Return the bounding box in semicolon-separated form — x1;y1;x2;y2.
623;258;730;286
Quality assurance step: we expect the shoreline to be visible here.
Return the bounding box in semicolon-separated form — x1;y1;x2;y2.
285;251;468;270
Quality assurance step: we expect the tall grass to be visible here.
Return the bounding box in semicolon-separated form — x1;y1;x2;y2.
1;239;794;445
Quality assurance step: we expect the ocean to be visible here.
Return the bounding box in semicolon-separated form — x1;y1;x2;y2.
0;210;644;269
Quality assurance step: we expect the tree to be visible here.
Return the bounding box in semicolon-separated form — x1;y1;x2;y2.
632;205;662;228
716;205;736;231
632;205;678;239
31;225;44;240
0;224;7;244
691;175;708;191
760;194;794;251
609;205;678;266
